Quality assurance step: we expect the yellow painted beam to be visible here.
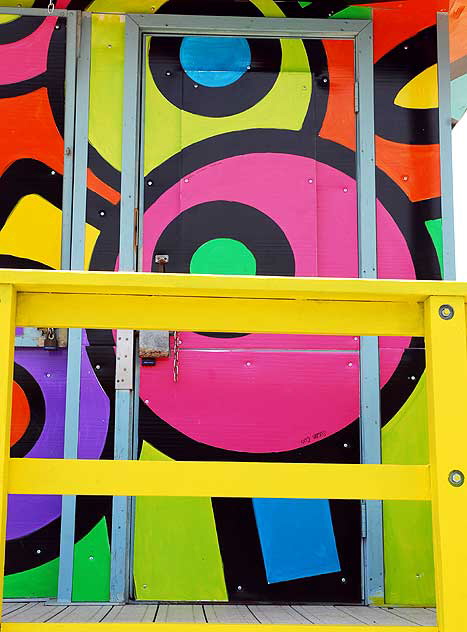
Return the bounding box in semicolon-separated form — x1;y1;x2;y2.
1;624;439;632
16;293;424;337
0;286;17;603
0;268;464;303
8;459;431;501
425;296;467;631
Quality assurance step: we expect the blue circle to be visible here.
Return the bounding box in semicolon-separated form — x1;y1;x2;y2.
179;37;251;88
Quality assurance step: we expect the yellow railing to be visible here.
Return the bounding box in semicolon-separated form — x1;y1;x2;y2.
1;270;467;632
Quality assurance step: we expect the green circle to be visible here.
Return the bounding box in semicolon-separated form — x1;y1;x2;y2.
190;238;257;276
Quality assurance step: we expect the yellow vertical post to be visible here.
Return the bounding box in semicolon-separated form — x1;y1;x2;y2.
0;285;17;618
425;295;467;631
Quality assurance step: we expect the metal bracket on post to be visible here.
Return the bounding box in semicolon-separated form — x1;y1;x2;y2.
116;331;134;390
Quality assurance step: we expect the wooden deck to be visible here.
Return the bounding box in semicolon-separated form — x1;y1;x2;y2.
1;603;437;626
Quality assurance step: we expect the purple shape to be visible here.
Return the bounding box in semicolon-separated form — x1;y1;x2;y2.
7;342;110;540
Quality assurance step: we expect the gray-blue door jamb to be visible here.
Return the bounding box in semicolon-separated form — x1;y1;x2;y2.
109;15;141;604
355;21;385;606
57;12;92;604
119;13;379;604
437;12;456;281
0;6;82;603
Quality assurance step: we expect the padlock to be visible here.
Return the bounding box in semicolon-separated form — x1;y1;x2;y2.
43;328;58;351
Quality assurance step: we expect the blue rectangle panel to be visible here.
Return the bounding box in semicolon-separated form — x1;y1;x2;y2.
252;498;341;584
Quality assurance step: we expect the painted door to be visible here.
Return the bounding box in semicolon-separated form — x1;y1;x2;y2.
131;28;411;603
131;29;366;604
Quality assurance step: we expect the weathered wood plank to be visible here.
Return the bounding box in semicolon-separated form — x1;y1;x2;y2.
1;603;29;616
382;607;437;626
47;605;112;623
156;605;204;623
101;605;157;623
2;603;68;623
1;603;46;622
337;605;415;626
293;605;362;625
248;605;307;625
204;605;256;624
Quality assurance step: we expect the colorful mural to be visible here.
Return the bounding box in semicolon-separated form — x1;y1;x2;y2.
0;0;456;605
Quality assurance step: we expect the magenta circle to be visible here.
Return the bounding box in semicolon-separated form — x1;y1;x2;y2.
140;153;415;453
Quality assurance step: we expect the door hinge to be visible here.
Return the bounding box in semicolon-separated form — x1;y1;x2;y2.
354;81;359;114
361;500;368;538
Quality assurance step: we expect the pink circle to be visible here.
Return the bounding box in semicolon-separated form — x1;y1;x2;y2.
140;153;415;453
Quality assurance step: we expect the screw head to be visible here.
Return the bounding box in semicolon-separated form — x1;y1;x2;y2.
439;304;454;320
449;470;464;487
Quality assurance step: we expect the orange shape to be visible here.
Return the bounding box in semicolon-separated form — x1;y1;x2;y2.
375;136;440;202
319;40;356;151
10;382;30;447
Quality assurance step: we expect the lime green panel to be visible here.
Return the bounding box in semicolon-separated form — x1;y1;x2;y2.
382;374;436;606
332;7;372;19
4;557;59;598
134;441;227;601
190;239;257;276
88;0;296;172
72;518;111;602
145;44;310;175
0;0;34;23
425;219;444;279
89;14;125;171
298;1;312;7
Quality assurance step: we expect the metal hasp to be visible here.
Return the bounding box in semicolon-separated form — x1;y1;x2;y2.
139;255;171;365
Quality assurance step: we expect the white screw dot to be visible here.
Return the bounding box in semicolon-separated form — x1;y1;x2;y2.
147;180;153;186
36;549;41;554
89;556;94;561
308;178;314;184
343;187;348;193
51;170;56;175
347;362;353;368
246;361;252;367
46;373;51;378
184;178;189;183
402;175;409;181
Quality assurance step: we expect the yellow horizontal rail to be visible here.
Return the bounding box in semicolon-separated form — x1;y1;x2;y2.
2;268;467;302
1;624;439;632
8;460;431;500
17;293;424;336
